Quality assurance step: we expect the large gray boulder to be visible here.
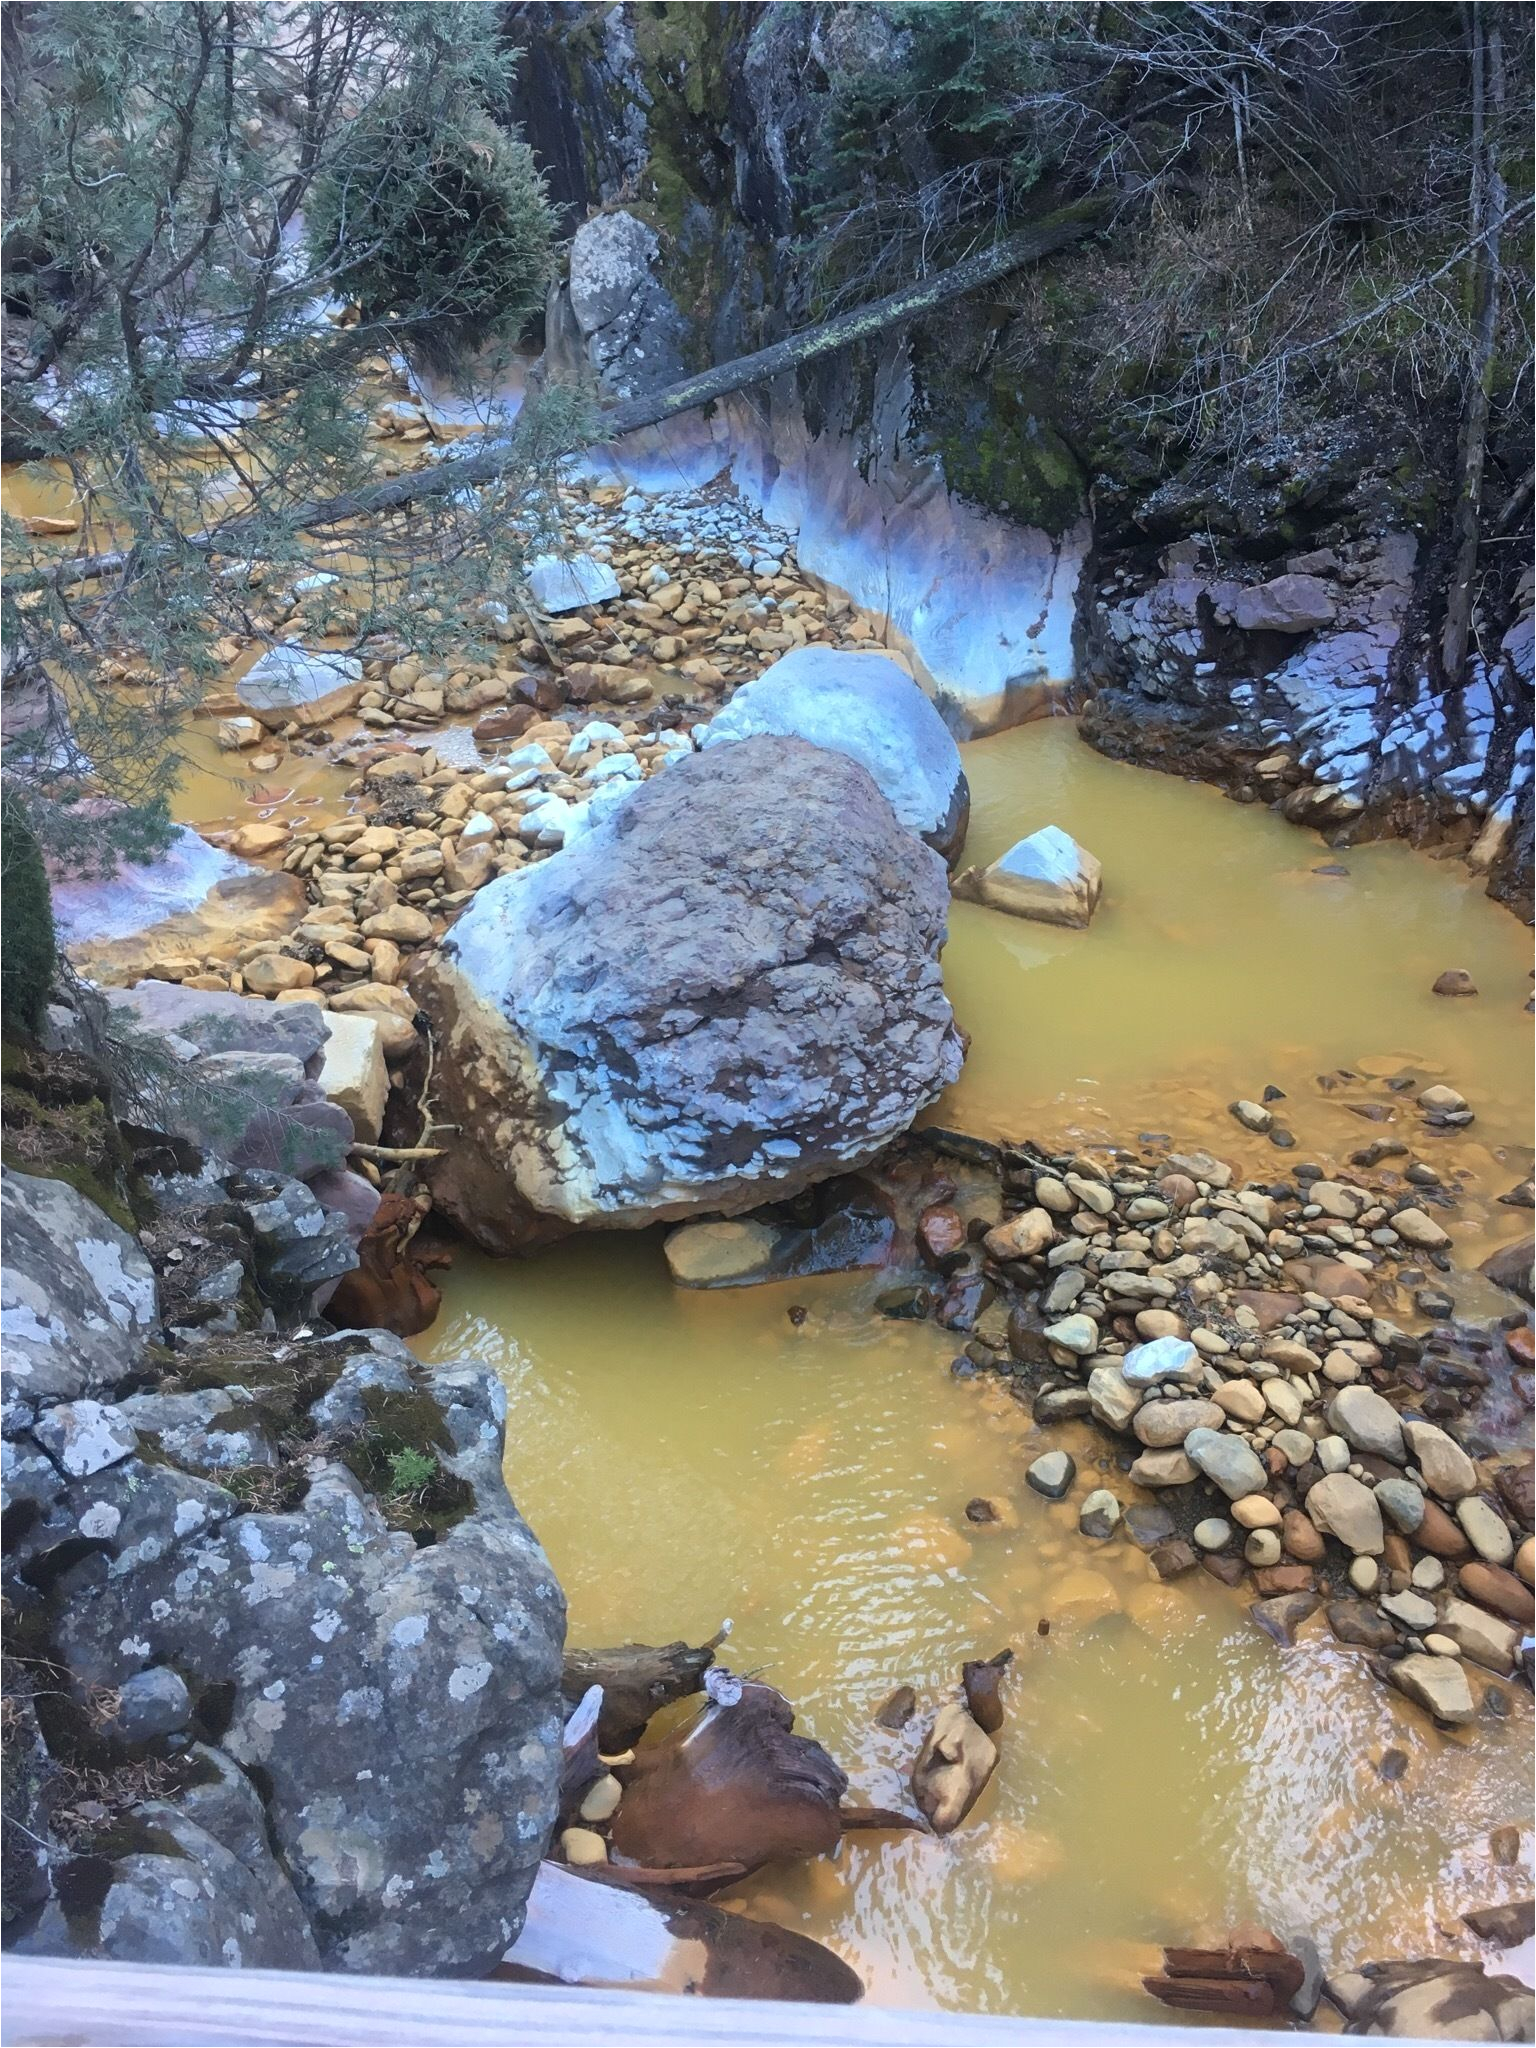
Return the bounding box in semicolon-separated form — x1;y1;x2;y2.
698;648;970;863
1;1168;158;1413
412;735;963;1253
41;1332;566;1976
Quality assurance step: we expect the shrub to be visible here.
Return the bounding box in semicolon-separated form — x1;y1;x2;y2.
308;101;556;373
1;798;57;1040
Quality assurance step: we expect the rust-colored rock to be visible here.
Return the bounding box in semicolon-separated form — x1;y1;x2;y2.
1251;1564;1315;1596
1230;1289;1302;1332
961;1649;1013;1735
1416;1499;1473;1558
1281;1509;1325;1562
1495;1456;1534;1530
917;1204;968;1269
326;1193;443;1337
473;705;538;745
1457;1560;1536;1627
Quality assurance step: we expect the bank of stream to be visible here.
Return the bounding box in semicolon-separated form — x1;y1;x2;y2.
417;714;1533;2020
6;439;1531;2019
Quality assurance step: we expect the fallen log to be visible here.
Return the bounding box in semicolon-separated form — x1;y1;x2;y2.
562;1622;729;1751
1142;1938;1305;2019
5;200;1107;598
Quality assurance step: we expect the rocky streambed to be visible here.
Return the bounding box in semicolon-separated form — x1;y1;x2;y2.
3;439;1533;2029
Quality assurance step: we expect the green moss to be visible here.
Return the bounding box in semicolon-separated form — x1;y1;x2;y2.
1;802;56;1040
913;352;1086;528
341;1386;472;1539
0;1045;135;1230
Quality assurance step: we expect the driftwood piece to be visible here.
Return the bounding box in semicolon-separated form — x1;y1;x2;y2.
558;1684;604;1821
960;1648;1013;1736
610;1679;847;1877
1142;1940;1305;2018
838;1805;926;1833
562;1624;728;1751
500;1862;862;2003
911;1701;997;1834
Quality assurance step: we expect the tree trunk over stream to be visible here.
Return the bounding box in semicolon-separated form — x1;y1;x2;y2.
5;202;1106;598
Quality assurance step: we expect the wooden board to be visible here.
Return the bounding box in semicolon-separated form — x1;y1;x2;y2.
0;1956;1326;2046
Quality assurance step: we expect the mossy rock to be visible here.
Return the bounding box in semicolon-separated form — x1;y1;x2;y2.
911;347;1086;528
0;1044;134;1231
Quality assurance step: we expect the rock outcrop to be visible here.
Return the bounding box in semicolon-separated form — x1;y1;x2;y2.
412;735;963;1252
1;1166;159;1412
697;647;969;863
4;1160;566;1979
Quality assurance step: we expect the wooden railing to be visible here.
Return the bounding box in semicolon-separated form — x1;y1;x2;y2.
1;1956;1328;2046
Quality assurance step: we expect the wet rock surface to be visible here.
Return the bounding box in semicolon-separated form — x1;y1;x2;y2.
864;1122;1533;1732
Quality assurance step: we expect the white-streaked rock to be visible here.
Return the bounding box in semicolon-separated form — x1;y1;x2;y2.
526;552;621;614
238;645;364;730
953;825;1102;927
696;647;968;861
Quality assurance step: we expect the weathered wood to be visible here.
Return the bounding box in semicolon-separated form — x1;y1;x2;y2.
1142;1940;1305;2019
0;1954;1319;2046
562;1624;728;1750
4;202;1105;597
837;1804;926;1832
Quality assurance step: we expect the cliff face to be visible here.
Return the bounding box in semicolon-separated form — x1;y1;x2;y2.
503;1;1532;914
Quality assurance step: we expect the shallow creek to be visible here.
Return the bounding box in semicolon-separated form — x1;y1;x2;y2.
418;716;1534;2019
9;445;1531;2013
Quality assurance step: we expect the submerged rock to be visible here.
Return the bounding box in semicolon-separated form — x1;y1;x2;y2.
696;647;970;863
1326;1956;1533;2040
953;825;1102;928
412;737;962;1253
237;645;364;730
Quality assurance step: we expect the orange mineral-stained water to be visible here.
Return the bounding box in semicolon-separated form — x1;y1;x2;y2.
419;717;1534;2021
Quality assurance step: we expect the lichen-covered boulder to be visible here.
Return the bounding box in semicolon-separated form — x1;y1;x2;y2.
43;1332;566;1976
412;735;963;1253
1;1167;158;1413
697;648;970;862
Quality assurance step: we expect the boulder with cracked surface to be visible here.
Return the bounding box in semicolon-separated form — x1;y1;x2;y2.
411;736;963;1254
697;647;970;864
